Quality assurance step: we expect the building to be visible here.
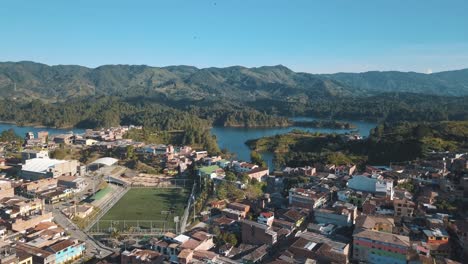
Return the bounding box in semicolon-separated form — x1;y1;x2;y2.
423;228;449;245
21;158;79;180
0;241;33;264
52;134;74;145
16;243;56;264
353;229;410;264
74;138;98;146
289;188;329;209
37;131;49;142
258;212;274;226
10;211;53;233
18;178;58;198
121;248;165;264
240;219;277;246
283;166;316;177
21;150;49;163
291;231;350;263
57;176;86;190
245;167;269;181
393;198;415;218
45;239;85;264
355;215;395;233
314;201;357;227
0;178;14;200
335;164;356;176
347;174;394;199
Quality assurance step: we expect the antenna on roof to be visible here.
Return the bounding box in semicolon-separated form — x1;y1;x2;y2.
14;82;17;92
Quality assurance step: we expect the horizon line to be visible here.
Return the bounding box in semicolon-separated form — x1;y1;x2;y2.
2;60;467;75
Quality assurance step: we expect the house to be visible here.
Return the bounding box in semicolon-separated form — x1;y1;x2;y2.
62;204;94;219
18;178;58;198
57;176;86;191
245;167;269;182
233;161;258;173
423;228;449;245
288;188;329;209
179;231;215;252
353;229;410;264
242;244;268;263
313;201;357;227
74;138;98;146
335;164;356;176
178;249;193;264
39;188;73;204
198;165;224;179
240;219;277;246
46;239;85;264
258;212;274;226
291;231;350;263
16;242;56;264
52;134;74;145
278;209;306;227
0;242;33;264
355;215;395;233
10;211;54;233
0;178;15;200
393;198;415;218
121;248;165;264
21;150;49;163
283;166;316;177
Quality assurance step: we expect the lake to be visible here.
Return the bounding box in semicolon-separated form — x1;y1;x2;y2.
211;117;377;170
0;118;378;171
0;123;86;137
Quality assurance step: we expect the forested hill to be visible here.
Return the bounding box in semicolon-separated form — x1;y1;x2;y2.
1;61;468;102
320;69;468;97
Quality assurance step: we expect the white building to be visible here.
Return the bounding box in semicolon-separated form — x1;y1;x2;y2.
21;158;79;181
347;175;394;200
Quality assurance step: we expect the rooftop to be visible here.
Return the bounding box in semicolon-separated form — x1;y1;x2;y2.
22;158;67;173
353;229;410;247
90;157;118;167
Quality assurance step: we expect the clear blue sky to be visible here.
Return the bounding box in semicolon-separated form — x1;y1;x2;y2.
1;0;467;73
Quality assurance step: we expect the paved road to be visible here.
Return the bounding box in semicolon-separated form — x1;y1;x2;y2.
48;205;114;259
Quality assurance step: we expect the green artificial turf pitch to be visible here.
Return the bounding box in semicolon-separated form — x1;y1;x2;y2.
96;188;189;230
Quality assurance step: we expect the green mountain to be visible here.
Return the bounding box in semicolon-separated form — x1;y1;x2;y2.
321;69;468;96
2;61;468;102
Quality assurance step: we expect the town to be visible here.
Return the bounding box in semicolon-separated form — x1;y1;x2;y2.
0;125;466;264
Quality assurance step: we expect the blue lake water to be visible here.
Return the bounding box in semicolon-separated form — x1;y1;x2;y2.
0;123;86;137
211;117;377;170
0;118;378;171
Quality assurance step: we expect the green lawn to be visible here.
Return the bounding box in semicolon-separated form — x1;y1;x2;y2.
94;188;189;231
91;186;112;201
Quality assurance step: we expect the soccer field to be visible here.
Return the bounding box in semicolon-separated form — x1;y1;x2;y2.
94;188;189;231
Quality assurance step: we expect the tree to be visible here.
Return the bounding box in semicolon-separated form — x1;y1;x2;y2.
239;174;250;184
51;148;67;159
126;145;135;160
224;171;237;182
250;151;266;167
0;129;22;143
224;233;238;246
217;183;228;200
245;184;263;200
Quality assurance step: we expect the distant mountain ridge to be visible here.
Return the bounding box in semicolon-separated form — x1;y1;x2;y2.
1;61;468;102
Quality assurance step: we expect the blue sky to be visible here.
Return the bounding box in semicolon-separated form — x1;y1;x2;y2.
1;0;467;73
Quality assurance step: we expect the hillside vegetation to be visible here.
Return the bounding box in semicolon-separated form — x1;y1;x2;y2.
2;61;468;102
246;122;468;167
